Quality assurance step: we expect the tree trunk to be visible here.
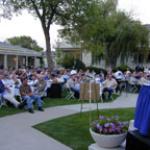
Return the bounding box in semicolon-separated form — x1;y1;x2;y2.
43;27;54;71
105;46;117;69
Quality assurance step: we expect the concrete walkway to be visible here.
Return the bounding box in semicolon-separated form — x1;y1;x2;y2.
62;92;137;111
0;93;138;150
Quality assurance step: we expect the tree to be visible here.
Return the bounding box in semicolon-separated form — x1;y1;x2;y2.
0;0;13;19
60;0;149;68
2;0;86;70
6;0;64;70
102;12;149;67
7;36;43;51
60;0;119;65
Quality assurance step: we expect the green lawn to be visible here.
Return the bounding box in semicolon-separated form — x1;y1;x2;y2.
0;93;119;118
34;108;135;150
0;98;80;117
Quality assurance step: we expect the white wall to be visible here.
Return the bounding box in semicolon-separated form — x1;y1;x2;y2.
82;52;92;66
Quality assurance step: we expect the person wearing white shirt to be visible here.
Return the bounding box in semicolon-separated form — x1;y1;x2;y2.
2;73;20;108
102;74;118;100
28;74;39;95
11;74;22;96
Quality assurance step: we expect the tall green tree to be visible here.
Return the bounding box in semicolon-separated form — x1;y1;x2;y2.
104;12;149;67
60;0;118;65
2;0;89;70
60;0;149;68
7;36;43;51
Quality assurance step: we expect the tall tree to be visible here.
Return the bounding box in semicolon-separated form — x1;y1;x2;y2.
60;0;118;64
60;0;149;68
2;0;87;70
7;36;43;51
104;12;149;67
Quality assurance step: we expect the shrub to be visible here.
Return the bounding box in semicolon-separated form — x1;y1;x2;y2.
113;65;132;72
74;59;86;70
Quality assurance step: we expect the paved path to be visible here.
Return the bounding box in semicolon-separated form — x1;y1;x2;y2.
0;93;138;150
62;92;137;111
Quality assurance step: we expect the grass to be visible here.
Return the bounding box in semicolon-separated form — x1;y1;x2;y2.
0;98;80;118
34;108;135;150
0;106;25;118
102;93;119;102
0;93;119;118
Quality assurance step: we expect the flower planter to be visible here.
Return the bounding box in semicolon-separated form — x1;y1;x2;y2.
90;128;127;148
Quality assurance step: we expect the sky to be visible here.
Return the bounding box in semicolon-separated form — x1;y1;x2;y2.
0;0;150;50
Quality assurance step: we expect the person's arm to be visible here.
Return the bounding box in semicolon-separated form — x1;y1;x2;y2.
27;85;33;96
20;86;26;96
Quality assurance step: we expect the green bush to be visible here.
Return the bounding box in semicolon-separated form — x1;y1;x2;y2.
74;59;86;70
113;65;132;72
61;54;74;69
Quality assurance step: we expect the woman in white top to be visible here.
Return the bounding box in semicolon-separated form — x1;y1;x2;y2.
2;73;20;108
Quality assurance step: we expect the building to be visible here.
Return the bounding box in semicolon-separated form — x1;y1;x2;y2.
56;40;92;67
57;40;150;69
56;24;150;69
0;42;42;69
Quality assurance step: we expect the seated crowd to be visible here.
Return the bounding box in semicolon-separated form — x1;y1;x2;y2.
0;67;150;113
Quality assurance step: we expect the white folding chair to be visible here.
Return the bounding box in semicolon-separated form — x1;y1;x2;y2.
65;87;75;100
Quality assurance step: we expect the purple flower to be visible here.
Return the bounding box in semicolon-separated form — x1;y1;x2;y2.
99;115;105;120
91;114;129;135
104;123;110;128
96;124;100;129
99;126;103;132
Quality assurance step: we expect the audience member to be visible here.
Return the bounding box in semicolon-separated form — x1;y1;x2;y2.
102;74;118;100
2;73;20;108
20;78;44;113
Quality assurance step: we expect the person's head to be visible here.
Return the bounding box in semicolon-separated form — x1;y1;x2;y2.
22;78;28;85
70;70;77;76
31;74;37;80
11;74;17;80
4;73;9;79
107;74;113;80
37;75;44;81
51;73;57;79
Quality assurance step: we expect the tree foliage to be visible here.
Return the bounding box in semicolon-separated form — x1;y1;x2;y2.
1;0;149;68
60;0;149;67
0;0;13;19
2;0;82;70
7;36;43;51
60;54;75;69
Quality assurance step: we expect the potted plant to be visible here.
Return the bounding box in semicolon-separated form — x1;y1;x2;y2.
90;115;129;148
